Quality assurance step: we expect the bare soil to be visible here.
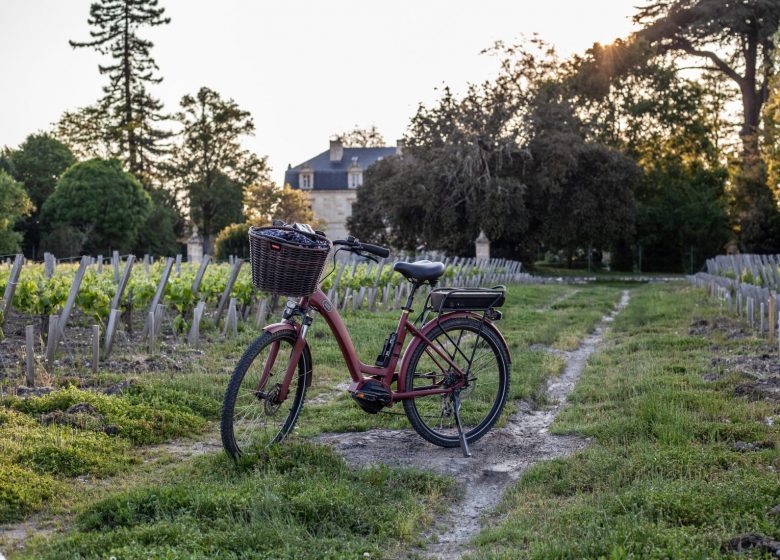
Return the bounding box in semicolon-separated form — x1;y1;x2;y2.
317;290;631;559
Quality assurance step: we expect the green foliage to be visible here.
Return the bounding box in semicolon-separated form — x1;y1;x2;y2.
8;133;76;210
174;87;268;249
69;0;172;181
9;385;205;445
244;182;321;229
0;463;61;524
28;443;453;560
41;158;151;255
637;158;731;272
475;285;780;559
0;170;33;254
214;222;249;259
132;186;183;256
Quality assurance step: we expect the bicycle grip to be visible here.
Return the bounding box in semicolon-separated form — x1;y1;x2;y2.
360;243;390;258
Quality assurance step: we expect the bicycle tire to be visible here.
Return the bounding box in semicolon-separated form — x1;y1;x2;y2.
221;330;308;458
402;316;510;448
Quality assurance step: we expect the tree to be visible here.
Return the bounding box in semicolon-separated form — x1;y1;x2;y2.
580;1;780;250
69;0;171;183
633;1;780;161
188;172;244;249
54;103;119;161
214;223;250;259
7;134;76;256
41;159;150;255
174;86;268;251
349;41;567;258
0;171;32;254
337;125;386;147
132;186;183;256
244;183;320;227
544;144;639;268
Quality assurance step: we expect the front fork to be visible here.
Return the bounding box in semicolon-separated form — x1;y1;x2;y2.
276;301;315;402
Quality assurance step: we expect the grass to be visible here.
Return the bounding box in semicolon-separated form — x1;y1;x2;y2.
20;443;453;560
471;284;780;559
1;282;626;556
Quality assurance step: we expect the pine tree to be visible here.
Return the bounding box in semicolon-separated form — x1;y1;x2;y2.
69;0;171;184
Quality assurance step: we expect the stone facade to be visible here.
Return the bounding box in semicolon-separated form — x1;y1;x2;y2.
309;190;357;240
285;139;402;240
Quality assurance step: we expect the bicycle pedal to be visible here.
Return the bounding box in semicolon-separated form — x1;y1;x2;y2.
350;379;392;414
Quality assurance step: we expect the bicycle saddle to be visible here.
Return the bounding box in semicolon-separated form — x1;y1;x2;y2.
393;260;445;283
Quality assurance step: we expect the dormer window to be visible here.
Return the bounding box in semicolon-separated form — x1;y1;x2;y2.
348;157;362;189
299;164;313;190
348;171;363;188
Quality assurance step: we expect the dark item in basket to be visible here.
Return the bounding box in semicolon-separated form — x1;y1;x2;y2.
430;289;505;311
260;228;330;250
249;226;332;297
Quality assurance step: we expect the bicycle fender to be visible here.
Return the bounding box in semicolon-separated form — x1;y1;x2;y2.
262;321;314;388
399;311;511;385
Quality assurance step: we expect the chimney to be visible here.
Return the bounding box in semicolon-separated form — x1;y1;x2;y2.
329;138;343;162
395;139;405;156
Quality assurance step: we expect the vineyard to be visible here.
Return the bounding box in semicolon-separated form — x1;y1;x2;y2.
691;253;780;348
0;252;525;387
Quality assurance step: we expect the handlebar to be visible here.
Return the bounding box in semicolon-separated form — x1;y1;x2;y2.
333;237;390;258
269;221;390;259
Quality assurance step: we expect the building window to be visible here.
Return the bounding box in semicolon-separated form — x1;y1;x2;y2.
300;172;313;189
348;171;363;188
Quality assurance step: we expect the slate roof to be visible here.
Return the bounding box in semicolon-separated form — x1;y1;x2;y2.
285;147;397;190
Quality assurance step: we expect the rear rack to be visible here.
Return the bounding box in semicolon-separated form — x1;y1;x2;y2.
416;285;506;327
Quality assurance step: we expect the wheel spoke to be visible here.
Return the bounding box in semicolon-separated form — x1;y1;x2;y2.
222;332;307;458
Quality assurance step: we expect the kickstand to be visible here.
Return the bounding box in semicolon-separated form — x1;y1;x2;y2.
452;391;472;458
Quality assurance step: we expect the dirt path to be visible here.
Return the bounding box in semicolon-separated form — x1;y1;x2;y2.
317;290;631;559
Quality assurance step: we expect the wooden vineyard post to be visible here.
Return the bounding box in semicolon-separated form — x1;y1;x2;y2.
188;301;206;347
175;254;182;276
215;259;243;323
104;309;120;359
44;252;55;278
25;325;35;387
112;251;120;283
46;256;89;361
147;311;156;354
1;254;24;327
254;297;268;330
45;314;59;365
102;255;134;360
142;257;174;338
760;302;766;335
110;255;135;312
91;325;99;373
768;296;777;344
223;298;238;338
341;288;352;312
191;255;211;297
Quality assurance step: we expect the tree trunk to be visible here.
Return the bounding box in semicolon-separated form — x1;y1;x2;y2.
123;2;137;174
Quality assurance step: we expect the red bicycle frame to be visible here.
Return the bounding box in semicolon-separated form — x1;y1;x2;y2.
263;286;507;404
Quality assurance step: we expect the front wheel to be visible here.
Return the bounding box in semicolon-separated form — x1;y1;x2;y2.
402;316;510;448
221;330;308;459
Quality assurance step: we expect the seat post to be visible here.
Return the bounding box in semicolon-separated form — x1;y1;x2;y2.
402;282;420;311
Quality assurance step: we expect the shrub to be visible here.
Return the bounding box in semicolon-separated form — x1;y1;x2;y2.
214;222;249;260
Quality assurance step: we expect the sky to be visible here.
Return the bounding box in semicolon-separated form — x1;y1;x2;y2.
0;1;640;184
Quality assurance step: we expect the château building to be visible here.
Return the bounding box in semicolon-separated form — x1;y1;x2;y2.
285;138;403;239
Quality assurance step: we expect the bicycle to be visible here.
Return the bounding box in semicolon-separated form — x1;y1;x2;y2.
220;222;511;459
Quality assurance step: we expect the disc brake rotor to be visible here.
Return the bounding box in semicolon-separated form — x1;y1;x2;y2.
263;384;283;415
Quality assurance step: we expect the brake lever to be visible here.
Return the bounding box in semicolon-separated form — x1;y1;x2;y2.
356;251;379;263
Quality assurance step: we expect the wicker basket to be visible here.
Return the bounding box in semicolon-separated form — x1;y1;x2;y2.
248;226;332;297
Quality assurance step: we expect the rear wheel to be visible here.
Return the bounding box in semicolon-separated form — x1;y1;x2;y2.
221;330;308;458
402;317;509;447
